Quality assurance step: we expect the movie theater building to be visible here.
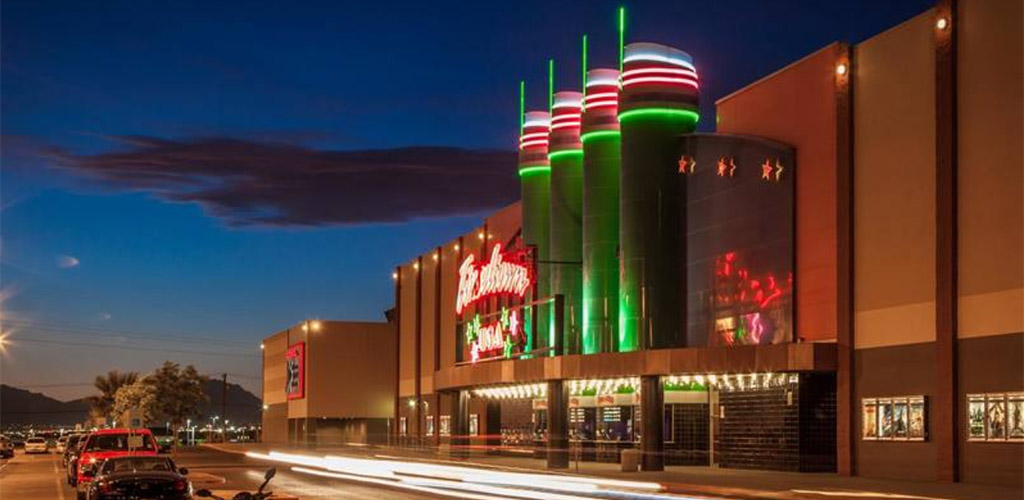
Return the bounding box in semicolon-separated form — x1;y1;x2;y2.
392;0;1021;486
262;320;396;446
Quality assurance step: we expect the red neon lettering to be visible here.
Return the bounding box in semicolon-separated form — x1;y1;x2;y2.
456;244;531;314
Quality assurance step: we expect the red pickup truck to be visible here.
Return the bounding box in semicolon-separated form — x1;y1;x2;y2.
74;428;159;498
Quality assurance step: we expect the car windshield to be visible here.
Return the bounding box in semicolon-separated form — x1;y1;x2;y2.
100;457;175;475
85;433;157;452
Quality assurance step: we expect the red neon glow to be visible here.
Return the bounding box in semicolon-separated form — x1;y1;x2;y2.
621;67;699;80
285;342;305;400
469;310;521;362
621;76;699;89
712;251;792;346
519;139;549;150
456;244;532;315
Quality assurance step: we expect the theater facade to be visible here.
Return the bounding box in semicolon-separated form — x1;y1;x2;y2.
391;0;1021;486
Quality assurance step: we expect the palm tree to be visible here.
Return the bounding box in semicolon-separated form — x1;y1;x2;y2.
88;370;138;421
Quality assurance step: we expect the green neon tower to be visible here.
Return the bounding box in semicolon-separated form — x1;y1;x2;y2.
519;110;552;354
548;91;584;355
581;69;621;355
617;43;700;351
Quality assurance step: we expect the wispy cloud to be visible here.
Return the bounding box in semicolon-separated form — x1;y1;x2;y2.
44;136;519;227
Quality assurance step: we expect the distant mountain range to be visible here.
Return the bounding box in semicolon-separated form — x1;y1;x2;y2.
1;381;262;427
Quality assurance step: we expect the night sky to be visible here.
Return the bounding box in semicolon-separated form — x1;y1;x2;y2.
1;0;931;400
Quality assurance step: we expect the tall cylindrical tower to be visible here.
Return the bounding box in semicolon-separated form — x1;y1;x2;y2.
519;111;552;355
548;92;584;355
618;43;700;351
581;69;621;355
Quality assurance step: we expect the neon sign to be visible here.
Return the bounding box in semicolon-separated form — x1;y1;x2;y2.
285;342;305;400
466;308;522;362
455;244;532;315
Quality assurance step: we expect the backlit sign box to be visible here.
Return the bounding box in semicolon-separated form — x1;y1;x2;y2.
285;342;305;400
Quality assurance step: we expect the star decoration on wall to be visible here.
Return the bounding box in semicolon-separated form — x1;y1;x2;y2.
678;155;696;174
761;159;773;180
717;157;729;177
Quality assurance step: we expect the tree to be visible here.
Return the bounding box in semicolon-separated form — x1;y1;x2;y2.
144;362;208;453
110;379;157;426
89;370;139;421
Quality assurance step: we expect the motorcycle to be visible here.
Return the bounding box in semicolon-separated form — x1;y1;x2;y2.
196;467;276;500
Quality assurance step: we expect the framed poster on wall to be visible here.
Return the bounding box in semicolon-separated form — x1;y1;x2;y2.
967;392;1024;442
908;397;926;440
862;399;878;439
1008;394;1024;441
879;400;893;439
862;396;926;441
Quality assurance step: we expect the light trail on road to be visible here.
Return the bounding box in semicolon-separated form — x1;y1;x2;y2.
246;450;709;500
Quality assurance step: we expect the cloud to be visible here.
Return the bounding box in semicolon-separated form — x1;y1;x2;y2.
56;255;80;268
46;136;519;227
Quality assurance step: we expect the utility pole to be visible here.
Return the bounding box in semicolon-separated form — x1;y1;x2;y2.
221;373;228;443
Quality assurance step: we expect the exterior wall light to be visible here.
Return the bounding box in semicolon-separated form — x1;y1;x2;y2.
836;62;848;76
936;17;949;30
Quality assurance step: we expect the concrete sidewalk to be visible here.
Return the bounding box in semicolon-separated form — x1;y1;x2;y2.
204;443;1022;500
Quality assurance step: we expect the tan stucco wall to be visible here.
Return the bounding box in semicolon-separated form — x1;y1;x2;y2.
957;0;1024;339
853;11;938;349
307;321;395;418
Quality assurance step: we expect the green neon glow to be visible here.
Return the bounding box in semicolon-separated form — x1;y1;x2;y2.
618;108;700;124
518;165;551;177
519;80;525;130
581;130;621;144
618;6;625;72
548;58;554;112
547;149;583;161
582;34;588;95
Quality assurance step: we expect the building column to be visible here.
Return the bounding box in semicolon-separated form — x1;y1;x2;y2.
486;399;501;455
640;375;664;471
449;390;469;459
934;0;959;483
546;379;569;469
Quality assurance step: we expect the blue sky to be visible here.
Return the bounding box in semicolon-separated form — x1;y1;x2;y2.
0;0;931;400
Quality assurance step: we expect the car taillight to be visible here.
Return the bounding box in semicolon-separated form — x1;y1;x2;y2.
173;479;187;491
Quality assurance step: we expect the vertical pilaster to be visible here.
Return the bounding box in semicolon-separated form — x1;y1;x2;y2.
547;379;569;469
934;0;959;483
449;390;470;459
640;375;664;471
834;42;856;477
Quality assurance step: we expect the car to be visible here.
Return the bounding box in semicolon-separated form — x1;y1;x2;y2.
56;435;70;454
62;434;84;468
81;456;192;500
25;436;49;454
75;429;158;495
0;435;14;459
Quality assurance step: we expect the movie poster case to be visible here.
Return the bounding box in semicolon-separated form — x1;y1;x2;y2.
862;396;926;441
967;392;1024;442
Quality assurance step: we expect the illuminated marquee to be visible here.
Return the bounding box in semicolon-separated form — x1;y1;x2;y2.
455;244;532;315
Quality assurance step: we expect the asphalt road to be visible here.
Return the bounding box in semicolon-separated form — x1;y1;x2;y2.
0;447;445;499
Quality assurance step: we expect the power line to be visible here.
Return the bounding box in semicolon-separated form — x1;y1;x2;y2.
13;338;259;359
2;319;254;348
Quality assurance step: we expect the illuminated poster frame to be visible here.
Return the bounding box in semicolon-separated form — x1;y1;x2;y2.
285;342;306;400
861;396;926;441
967;392;1024;442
